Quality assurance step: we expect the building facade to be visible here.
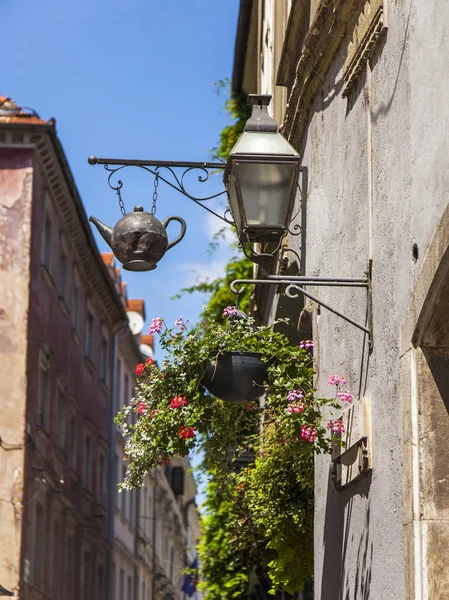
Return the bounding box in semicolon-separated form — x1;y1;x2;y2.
0;96;200;600
231;1;449;599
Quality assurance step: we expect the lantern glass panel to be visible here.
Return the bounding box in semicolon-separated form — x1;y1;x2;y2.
226;171;243;236
234;161;295;230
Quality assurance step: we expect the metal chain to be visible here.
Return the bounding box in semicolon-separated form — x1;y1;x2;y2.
116;184;126;216
152;172;159;215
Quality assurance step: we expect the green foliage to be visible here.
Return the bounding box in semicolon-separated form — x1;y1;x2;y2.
118;309;345;595
198;482;249;599
176;256;253;324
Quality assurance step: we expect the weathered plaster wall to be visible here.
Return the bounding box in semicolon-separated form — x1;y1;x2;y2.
0;148;33;595
291;0;449;598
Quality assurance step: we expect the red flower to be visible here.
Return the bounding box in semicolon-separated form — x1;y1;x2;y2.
135;363;145;376
137;401;147;415
145;357;155;366
178;425;195;440
171;396;188;409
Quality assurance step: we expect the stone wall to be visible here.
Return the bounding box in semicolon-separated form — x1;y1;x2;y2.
0;148;33;596
284;0;449;597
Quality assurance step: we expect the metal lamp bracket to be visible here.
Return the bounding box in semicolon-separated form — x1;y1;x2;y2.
88;156;229;223
230;262;373;349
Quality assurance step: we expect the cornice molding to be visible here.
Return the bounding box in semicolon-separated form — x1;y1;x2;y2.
0;124;128;329
282;0;386;149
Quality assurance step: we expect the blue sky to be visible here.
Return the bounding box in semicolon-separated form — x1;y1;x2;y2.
3;0;240;350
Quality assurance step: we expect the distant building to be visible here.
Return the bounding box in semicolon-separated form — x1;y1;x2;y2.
0;96;200;600
102;257;201;600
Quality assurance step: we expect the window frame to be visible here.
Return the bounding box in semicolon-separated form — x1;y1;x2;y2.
37;343;52;431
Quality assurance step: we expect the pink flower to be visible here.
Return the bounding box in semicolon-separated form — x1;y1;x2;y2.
170;396;188;409
287;390;304;403
300;425;318;443
287;402;305;414
149;317;163;334
137;401;147;415
328;375;347;386
135;363;145;377
178;425;195;440
327;419;345;433
145;357;155;366
299;340;314;349
174;317;186;331
223;306;238;318
337;391;353;403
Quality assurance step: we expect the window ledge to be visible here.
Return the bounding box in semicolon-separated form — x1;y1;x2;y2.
58;295;69;317
55;445;66;462
99;380;110;397
84;356;95;374
36;425;50;443
40;265;54;290
71;329;80;347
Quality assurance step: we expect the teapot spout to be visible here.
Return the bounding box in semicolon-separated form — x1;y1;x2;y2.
89;215;113;248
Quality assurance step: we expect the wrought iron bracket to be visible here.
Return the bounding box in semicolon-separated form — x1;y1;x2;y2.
87;156;230;224
231;266;373;350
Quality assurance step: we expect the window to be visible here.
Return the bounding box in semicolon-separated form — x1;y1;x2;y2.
143;487;148;536
121;464;127;517
115;454;119;507
83;433;92;490
33;502;45;589
83;551;92;600
115;359;122;413
127;575;132;600
59;236;69;301
98;452;106;505
129;489;134;525
100;335;109;383
38;349;51;430
68;409;77;469
52;520;62;598
71;268;80;331
56;383;66;448
42;209;52;271
97;563;105;600
124;373;130;425
85;310;94;359
66;535;74;600
111;563;116;600
119;569;125;600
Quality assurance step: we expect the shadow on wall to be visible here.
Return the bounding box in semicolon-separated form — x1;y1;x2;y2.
320;468;373;600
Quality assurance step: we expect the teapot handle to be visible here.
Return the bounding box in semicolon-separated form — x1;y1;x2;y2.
162;216;187;251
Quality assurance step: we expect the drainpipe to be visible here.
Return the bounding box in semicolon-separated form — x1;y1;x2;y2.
151;476;158;600
134;488;140;600
106;334;118;600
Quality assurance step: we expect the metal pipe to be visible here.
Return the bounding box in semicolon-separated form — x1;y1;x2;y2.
89;156;225;169
285;284;370;335
268;275;368;285
230;278;371;338
151;477;158;600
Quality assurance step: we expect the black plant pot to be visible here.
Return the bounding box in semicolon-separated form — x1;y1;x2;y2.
203;351;268;403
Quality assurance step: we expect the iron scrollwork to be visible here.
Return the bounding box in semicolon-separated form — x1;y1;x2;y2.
88;156;233;225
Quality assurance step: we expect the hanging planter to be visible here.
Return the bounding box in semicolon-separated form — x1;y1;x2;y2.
116;307;349;488
204;351;268;403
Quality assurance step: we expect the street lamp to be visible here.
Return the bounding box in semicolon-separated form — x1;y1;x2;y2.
224;94;300;246
87;94;373;348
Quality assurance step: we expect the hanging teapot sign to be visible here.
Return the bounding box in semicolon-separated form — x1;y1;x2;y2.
89;205;186;271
